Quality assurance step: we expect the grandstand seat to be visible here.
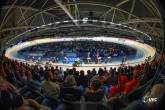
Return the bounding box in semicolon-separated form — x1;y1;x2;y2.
60;86;83;101
59;86;84;110
81;92;107;110
138;74;147;86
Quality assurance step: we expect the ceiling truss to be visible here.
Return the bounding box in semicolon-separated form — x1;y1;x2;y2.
0;0;164;46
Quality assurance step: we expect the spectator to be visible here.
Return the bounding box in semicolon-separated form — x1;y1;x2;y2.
0;90;48;110
97;83;165;110
76;70;88;87
64;69;77;85
108;75;128;99
42;70;60;98
104;69;117;86
27;71;42;92
62;72;84;95
55;66;59;72
91;68;105;84
39;66;44;77
103;67;108;75
91;68;96;76
58;67;64;78
84;79;104;102
124;69;140;95
85;70;93;86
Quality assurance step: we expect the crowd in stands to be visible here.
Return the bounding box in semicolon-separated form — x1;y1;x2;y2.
19;41;136;58
0;50;165;110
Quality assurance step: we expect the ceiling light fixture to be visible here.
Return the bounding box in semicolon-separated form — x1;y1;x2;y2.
6;19;151;44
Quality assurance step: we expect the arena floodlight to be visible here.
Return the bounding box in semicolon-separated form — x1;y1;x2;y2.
63;20;69;22
36;27;41;29
25;30;30;33
55;22;60;24
92;20;97;22
41;25;46;27
73;20;78;22
116;23;122;26
83;18;88;23
7;19;152;45
47;23;53;26
83;18;88;21
129;27;133;29
123;25;128;28
137;30;140;32
101;21;106;23
110;22;115;24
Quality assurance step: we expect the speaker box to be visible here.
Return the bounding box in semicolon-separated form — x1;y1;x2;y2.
137;24;140;28
89;12;93;17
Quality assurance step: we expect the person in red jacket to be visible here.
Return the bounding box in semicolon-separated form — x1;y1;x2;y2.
108;75;128;99
124;69;140;95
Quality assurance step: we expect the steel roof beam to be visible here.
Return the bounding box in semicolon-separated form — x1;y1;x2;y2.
16;0;37;26
122;18;162;24
127;0;136;20
54;0;79;27
112;9;116;22
73;0;80;20
19;7;28;26
15;2;155;26
2;5;54;16
4;1;161;39
99;0;130;19
29;0;50;26
0;0;17;29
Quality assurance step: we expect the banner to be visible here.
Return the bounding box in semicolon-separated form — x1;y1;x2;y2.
66;52;77;57
62;57;83;63
113;54;118;57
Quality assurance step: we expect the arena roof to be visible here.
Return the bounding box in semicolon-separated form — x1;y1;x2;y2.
0;0;164;46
